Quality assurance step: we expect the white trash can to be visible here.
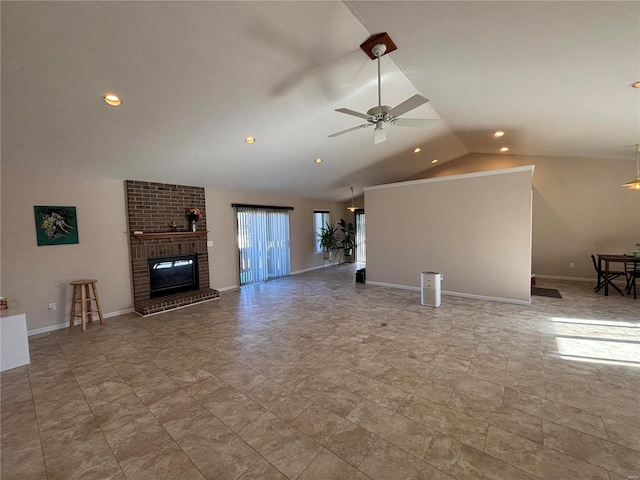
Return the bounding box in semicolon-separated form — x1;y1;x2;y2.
421;271;442;307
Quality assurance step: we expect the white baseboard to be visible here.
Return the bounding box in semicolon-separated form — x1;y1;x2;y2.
366;281;531;305
535;274;594;282
27;308;135;336
291;265;324;275
217;285;238;292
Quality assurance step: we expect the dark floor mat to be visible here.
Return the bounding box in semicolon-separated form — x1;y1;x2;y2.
531;286;563;298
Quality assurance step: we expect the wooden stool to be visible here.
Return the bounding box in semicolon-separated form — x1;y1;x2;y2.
69;279;104;331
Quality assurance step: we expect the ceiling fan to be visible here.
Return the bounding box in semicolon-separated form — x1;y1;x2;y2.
329;33;437;144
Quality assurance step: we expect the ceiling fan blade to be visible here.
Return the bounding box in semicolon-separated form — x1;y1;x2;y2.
387;94;429;118
328;123;372;138
374;126;386;144
335;108;371;120
393;118;438;128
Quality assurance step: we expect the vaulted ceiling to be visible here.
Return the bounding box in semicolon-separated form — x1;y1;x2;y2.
2;1;639;202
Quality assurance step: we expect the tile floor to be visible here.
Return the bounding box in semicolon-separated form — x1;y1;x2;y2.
2;265;639;480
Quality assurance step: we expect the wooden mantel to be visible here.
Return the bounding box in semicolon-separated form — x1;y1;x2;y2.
133;231;208;242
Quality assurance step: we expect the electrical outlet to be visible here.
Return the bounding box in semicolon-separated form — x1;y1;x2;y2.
48;303;56;310
207;240;213;247
569;263;575;269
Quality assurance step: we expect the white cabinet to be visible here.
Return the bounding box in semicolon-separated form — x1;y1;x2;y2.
1;313;30;371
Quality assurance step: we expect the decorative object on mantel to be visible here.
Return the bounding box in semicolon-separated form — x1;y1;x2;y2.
634;243;640;258
170;222;178;232
187;207;202;232
34;206;79;246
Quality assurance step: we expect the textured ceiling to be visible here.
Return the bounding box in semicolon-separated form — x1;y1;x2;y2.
2;1;638;202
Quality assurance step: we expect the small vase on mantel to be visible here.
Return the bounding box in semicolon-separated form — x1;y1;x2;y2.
191;220;197;232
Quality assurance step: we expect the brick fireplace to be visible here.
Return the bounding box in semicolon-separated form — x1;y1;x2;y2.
126;180;219;315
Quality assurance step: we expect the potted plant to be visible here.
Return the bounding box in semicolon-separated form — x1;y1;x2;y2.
338;219;356;263
317;221;340;260
634;243;640;258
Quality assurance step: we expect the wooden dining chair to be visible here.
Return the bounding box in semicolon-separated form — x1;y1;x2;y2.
625;260;639;299
590;255;625;296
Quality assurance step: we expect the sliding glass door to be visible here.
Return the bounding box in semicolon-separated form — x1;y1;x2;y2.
236;207;291;285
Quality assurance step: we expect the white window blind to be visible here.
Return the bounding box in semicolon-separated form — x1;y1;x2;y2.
236;206;291;285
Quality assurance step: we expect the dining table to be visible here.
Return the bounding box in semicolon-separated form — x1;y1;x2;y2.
597;254;640;296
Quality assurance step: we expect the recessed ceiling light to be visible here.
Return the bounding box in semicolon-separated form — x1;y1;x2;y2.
431;159;438;164
413;147;422;153
493;131;505;137
102;94;122;106
499;147;510;152
314;158;323;164
631;81;640;89
244;137;255;144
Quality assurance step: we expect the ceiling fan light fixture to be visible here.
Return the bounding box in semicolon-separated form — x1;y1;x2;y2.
102;94;122;106
622;144;640;190
347;186;358;212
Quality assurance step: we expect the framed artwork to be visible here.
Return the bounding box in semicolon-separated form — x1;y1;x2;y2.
34;206;79;246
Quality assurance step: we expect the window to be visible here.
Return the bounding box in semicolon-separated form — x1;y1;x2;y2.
355;209;366;263
236;207;291;285
313;210;330;254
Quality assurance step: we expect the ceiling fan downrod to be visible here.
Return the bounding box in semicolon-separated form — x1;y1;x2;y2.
372;43;387;108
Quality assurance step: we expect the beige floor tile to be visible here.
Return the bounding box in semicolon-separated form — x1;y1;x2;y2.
81;377;134;408
3;271;639;480
603;416;640;452
239;411;322;479
398;394;488;450
200;384;265;432
339;372;408;410
147;389;214;440
346;399;435;458
359;438;455;480
237;458;288;479
543;420;640;479
291;404;377;467
298;449;371;479
424;432;538;480
0;437;48;480
504;387;609;439
294;375;362;417
429;366;505;403
485;425;610;479
376;367;454;405
43;427;122;480
247;378;313;422
447;390;543;444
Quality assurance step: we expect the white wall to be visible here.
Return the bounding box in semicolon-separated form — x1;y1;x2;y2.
365;166;534;304
408;153;640;280
204;188;344;291
1;169;345;332
1;169;133;332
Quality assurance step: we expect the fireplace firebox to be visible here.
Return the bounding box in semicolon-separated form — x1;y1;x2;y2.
148;254;199;298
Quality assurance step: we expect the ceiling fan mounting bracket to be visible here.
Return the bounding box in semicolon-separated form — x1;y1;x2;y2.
359;32;397;60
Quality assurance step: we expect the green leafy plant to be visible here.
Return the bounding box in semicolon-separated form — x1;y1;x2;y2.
338;219;355;253
317;221;340;252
